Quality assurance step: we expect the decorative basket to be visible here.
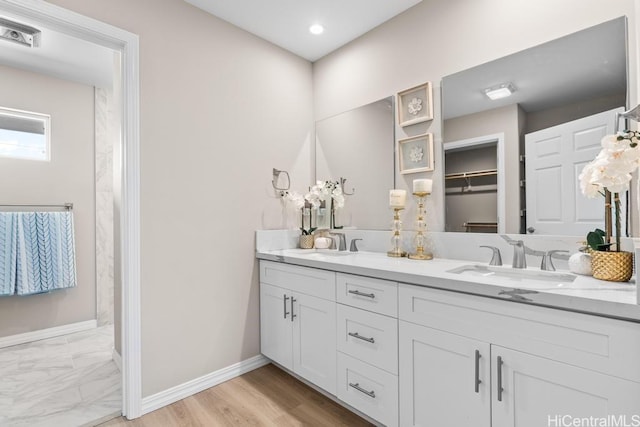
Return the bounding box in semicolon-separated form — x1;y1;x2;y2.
299;234;314;249
591;250;634;282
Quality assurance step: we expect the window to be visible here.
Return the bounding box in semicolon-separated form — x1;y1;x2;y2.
0;107;50;161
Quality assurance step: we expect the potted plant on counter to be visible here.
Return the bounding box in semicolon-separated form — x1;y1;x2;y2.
579;130;640;282
286;192;316;249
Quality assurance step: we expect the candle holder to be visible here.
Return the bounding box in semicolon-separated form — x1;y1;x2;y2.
387;207;407;257
409;192;433;260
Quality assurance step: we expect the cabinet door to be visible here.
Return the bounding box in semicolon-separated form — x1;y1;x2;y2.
292;292;337;395
260;283;293;370
492;346;640;427
399;321;491;427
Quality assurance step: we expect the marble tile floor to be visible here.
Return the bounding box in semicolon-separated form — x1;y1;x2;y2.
0;325;121;427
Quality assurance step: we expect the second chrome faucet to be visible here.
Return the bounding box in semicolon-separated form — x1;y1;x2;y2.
481;240;526;268
509;240;526;269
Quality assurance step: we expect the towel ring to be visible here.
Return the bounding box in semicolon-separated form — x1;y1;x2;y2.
340;177;355;196
272;168;290;196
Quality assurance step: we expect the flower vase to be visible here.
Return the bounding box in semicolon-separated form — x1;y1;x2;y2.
591;251;633;282
299;234;314;249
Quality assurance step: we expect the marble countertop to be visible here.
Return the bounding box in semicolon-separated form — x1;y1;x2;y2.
256;248;640;323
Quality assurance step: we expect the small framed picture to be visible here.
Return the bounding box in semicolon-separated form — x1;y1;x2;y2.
398;133;434;174
397;82;433;127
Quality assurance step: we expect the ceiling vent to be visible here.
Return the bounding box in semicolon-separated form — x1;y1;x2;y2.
0;17;41;48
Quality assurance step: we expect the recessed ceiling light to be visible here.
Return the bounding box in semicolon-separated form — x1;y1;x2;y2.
309;24;324;35
484;83;515;100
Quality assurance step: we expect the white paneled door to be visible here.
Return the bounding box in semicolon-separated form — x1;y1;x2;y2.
260;283;293;370
525;108;623;235
399;321;491;427
491;346;640;427
292;292;337;395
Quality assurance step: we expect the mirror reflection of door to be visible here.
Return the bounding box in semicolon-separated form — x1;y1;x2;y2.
524;107;624;235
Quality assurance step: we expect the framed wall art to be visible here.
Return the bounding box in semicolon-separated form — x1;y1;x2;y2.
397;82;433;127
398;133;434;174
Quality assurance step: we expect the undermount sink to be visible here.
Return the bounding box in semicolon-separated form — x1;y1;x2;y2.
305;250;355;257
447;264;576;285
286;249;355;257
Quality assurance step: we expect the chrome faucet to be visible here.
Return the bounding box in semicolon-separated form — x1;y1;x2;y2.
329;232;347;251
479;246;502;266
540;250;569;271
350;238;362;252
509;240;526;269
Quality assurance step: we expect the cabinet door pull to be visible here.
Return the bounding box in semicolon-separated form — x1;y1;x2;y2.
349;382;376;398
348;289;375;299
348;332;375;344
497;356;504;402
474;350;482;393
283;294;290;319
290;297;297;322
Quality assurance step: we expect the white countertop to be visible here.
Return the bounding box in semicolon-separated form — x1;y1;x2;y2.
256;249;640;323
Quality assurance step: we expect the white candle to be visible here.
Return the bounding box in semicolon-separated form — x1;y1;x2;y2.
413;179;432;193
389;189;407;208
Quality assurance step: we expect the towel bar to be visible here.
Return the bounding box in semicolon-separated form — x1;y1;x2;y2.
0;203;73;211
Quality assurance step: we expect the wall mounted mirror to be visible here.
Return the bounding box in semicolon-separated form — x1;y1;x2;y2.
315;97;395;230
442;17;629;236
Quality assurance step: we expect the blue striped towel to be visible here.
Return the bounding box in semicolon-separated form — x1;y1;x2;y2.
15;212;77;295
0;213;17;296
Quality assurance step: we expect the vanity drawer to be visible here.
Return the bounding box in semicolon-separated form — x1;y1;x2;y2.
399;283;640;383
337;273;397;317
337;304;398;374
337;352;398;427
260;260;335;301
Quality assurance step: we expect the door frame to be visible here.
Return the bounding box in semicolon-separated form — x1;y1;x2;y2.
0;0;142;418
444;133;506;234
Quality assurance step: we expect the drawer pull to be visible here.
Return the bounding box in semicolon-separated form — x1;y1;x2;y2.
474;350;482;393
283;294;290;319
348;332;375;344
497;356;504;402
349;382;376;398
348;289;376;299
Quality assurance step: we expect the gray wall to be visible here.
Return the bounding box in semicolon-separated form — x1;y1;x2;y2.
0;64;96;336
313;0;639;233
49;0;314;397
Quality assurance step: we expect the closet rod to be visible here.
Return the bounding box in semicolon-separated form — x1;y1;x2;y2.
0;203;73;210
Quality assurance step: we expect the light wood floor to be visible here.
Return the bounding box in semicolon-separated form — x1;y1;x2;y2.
99;363;374;427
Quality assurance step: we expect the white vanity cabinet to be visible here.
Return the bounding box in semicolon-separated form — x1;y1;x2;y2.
258;255;640;427
335;273;399;427
398;283;640;427
259;261;337;395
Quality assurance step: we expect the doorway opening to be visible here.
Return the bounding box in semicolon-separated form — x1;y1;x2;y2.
0;0;141;421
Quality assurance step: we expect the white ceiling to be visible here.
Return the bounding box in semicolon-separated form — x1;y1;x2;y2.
0;17;115;88
442;17;627;120
184;0;422;62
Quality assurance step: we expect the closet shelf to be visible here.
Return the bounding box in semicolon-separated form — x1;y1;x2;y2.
444;168;498;180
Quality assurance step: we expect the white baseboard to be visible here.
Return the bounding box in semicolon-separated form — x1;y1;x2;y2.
141;354;270;416
0;319;97;349
112;348;122;372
